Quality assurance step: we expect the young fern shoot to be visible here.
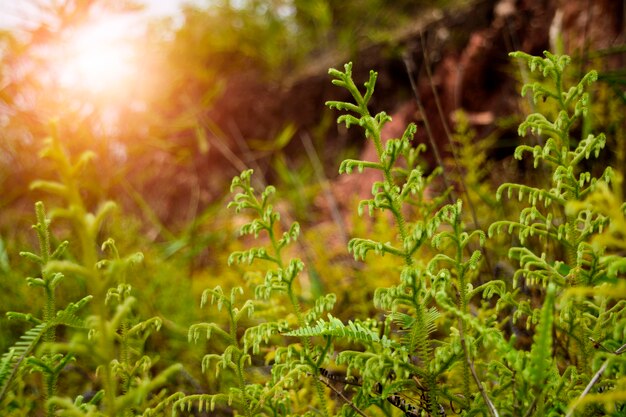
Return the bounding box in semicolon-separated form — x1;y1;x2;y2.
180;169;335;416
0;203;91;417
322;62;485;416
485;51;624;416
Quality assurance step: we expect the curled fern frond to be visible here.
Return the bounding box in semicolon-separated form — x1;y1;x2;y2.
189;322;234;345
173;393;238;416
244;321;290;355
348;238;403;260
304;293;337;324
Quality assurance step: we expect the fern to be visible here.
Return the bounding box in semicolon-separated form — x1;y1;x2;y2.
179;170;336;416
229;169;333;415
0;293;91;407
482;51;626;416
0;202;94;417
285;314;400;350
184;286;258;416
16;130;180;417
525;283;557;413
3;46;626;417
0;322;48;402
31;126;117;269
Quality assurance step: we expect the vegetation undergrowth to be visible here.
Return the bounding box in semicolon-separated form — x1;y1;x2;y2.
1;50;625;416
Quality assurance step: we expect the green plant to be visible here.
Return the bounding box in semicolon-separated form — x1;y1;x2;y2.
287;62;502;417
2;48;626;417
485;51;626;416
172;168;336;416
0;202;91;416
1;127;183;417
269;52;625;416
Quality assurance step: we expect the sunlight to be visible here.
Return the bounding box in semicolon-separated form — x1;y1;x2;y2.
50;16;138;99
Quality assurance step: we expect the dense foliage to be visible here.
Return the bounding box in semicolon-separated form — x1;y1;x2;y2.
1;44;625;417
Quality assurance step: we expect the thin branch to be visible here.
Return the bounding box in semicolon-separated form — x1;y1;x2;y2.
458;315;499;417
465;341;499;417
300;132;350;247
565;342;626;417
318;376;369;417
402;47;454;206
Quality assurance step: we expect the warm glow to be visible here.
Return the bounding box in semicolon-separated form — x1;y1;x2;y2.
50;16;138;99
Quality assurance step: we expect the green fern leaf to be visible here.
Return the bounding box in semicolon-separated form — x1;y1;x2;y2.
285;314;400;350
390;307;440;356
525;283;556;390
0;322;48;401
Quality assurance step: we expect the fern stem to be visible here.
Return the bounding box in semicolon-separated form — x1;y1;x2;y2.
120;320;130;393
237;358;253;417
49;131;99;268
44;371;58;417
222;291;252;416
269;219;330;417
288;286;330;417
35;203;59;417
101;327;118;416
412;303;430;365
456;247;472;402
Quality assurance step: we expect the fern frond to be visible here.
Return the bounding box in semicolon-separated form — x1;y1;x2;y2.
142;392;185;417
303;293;337;324
228;247;274;265
285;314;400;350
390;307;440;356
509;247;568;287
46;390;104;415
113;363;183;412
0;322;49;401
173;393;238;416
188;322;233;345
526;283;556;391
348;238;404;260
244;320;290;355
495;183;566;207
29;180;68;197
53;296;92;329
339;159;382;175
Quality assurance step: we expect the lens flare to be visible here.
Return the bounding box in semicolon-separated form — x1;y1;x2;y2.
50;16;138;99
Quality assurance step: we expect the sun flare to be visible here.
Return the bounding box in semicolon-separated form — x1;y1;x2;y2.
50;17;138;98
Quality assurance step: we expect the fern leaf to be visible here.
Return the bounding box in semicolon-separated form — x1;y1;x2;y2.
285;314;400;349
173;393;236;415
526;283;556;390
304;293;337;324
0;322;48;401
390;307;440;358
53;295;92;329
142;392;185;416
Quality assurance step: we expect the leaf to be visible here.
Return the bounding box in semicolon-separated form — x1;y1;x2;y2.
285;314;400;350
526;283;556;390
248;123;297;152
0;322;49;402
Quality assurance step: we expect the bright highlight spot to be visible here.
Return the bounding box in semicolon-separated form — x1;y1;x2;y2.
50;16;138;98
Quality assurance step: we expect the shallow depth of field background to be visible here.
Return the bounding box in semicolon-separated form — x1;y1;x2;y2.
1;1;626;416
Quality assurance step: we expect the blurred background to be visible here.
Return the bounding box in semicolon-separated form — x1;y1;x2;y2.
0;1;625;411
1;0;624;234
